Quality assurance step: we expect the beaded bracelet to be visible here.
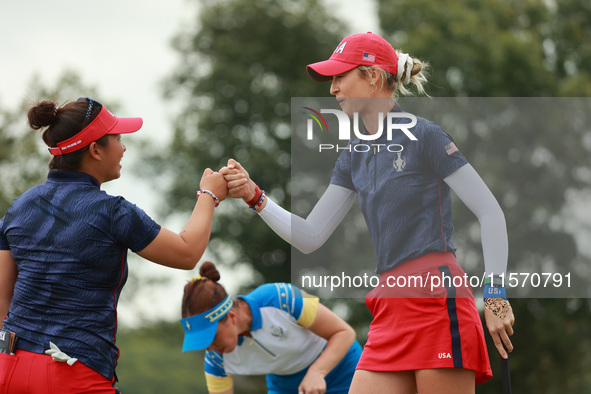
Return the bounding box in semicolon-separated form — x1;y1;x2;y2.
250;190;266;210
196;189;220;207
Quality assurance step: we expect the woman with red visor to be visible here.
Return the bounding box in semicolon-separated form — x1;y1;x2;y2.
0;97;227;393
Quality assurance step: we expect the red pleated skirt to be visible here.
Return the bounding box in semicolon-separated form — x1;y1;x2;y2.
356;252;492;385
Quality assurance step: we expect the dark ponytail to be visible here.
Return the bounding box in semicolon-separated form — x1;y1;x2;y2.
181;262;228;319
27;100;60;130
28;98;107;171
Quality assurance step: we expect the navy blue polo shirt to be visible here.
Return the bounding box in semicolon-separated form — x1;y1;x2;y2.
330;106;468;274
0;170;160;379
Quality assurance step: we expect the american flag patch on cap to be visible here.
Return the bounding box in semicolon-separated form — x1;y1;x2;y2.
363;52;376;62
444;142;459;155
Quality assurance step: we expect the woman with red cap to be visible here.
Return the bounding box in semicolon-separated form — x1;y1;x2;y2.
221;32;515;393
0;97;227;393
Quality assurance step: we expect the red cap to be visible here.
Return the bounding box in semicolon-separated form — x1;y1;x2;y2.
306;32;399;82
48;105;143;156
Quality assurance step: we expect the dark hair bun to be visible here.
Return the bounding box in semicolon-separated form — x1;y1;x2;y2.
28;100;58;130
200;261;220;282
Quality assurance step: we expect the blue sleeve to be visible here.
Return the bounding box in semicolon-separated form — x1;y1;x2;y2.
204;350;227;377
111;198;161;252
421;124;468;179
245;283;306;321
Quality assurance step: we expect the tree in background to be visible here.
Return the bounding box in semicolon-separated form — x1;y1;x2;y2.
550;0;591;96
376;0;591;392
148;0;346;285
378;0;555;96
116;322;208;394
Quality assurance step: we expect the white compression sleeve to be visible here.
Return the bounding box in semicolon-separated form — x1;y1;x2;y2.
257;184;357;254
444;164;508;277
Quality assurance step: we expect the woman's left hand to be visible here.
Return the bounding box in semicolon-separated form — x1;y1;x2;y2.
297;369;327;394
484;299;515;359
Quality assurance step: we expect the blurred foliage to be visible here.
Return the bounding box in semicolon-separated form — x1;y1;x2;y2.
144;0;347;286
485;298;591;393
377;0;591;97
116;322;207;393
378;0;555;96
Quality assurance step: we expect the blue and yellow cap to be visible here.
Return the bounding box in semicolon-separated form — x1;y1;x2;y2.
180;294;233;352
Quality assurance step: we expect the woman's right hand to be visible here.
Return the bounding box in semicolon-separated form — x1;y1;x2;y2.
199;168;228;202
220;159;256;201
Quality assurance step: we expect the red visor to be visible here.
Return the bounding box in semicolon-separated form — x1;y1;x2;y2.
48;105;143;156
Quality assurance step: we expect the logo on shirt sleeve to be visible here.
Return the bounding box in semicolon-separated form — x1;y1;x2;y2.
444;142;459;156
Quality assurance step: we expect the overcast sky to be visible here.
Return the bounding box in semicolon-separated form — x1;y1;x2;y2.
0;0;378;326
1;0;192;140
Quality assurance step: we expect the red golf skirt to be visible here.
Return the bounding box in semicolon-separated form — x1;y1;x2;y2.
357;252;492;385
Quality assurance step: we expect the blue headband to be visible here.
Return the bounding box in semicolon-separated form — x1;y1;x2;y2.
180;295;233;352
